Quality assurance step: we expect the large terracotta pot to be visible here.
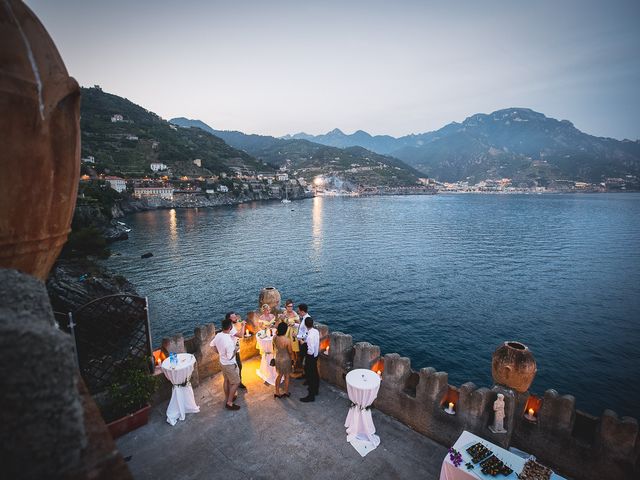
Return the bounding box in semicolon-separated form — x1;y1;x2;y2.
258;286;281;310
0;0;81;280
491;341;537;393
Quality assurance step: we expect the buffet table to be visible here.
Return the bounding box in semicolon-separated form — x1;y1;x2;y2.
439;430;565;480
255;331;278;385
161;353;200;426
345;368;381;457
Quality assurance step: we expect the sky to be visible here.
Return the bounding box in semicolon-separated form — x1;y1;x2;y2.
25;0;640;139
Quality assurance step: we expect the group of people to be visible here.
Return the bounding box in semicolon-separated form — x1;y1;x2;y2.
211;300;320;411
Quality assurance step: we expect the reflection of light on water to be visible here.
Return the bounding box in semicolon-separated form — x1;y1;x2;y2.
312;196;323;257
169;209;177;247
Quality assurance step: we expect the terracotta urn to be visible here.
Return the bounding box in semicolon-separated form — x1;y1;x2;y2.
491;341;537;393
0;0;81;280
258;286;281;311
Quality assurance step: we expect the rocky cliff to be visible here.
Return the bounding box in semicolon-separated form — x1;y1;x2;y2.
47;259;138;314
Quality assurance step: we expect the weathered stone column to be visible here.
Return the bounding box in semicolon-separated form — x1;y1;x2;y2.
458;382;492;435
192;323;216;378
162;333;186;354
598;410;639;461
319;331;353;389
352;342;380;369
0;269;86;478
539;389;575;435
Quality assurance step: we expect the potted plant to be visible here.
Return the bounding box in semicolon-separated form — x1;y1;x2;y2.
103;358;159;439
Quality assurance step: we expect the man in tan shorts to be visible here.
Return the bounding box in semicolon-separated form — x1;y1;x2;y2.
211;317;241;410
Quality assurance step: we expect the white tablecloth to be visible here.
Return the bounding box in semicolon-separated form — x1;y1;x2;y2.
161;353;200;426
439;430;566;480
255;333;279;385
345;369;381;456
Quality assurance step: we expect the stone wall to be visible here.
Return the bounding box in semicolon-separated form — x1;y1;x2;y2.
155;321;639;480
316;329;639;480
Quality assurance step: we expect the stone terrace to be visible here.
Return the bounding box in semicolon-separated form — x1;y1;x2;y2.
117;357;448;479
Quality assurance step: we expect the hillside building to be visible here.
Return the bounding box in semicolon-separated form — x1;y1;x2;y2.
133;187;174;200
110;114;124;122
150;162;168;172
104;176;126;193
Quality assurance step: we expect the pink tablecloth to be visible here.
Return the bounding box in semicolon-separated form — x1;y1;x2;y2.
439;430;566;480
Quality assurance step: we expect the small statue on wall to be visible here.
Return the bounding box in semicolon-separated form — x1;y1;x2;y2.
489;393;507;433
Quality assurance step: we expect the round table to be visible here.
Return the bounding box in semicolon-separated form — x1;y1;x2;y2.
255;331;278;385
345;369;381;456
161;353;200;426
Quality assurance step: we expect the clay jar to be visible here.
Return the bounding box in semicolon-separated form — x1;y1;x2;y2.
491;341;537;393
258;286;281;311
0;0;81;280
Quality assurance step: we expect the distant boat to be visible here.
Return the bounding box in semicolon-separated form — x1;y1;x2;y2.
281;184;291;204
117;220;132;232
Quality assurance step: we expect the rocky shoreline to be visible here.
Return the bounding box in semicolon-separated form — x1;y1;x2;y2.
46;258;139;314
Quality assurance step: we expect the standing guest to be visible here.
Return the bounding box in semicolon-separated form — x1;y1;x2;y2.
272;322;294;398
227;312;247;390
296;303;311;374
283;299;300;367
300;316;320;402
211;318;241;410
258;303;275;329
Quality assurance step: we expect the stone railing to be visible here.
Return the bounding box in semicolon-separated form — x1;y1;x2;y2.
154;321;638;480
319;330;639;480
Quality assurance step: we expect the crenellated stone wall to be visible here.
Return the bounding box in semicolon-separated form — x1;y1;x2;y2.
314;329;639;480
156;321;639;480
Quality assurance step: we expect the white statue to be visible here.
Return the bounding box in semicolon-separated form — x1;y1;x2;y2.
489;393;507;433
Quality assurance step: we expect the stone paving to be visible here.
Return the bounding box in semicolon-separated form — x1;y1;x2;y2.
117;357;448;479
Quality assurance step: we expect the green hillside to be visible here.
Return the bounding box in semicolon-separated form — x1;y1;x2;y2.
80;87;268;176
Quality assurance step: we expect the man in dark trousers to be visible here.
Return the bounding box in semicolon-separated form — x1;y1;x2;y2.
300;316;320;402
296;303;311;374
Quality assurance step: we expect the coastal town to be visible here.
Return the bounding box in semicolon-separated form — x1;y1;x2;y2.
432;175;639;193
85;159;639;204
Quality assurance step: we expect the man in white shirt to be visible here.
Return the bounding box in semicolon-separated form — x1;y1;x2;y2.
300;316;320;403
211;317;241;410
227;311;247;390
296;303;310;374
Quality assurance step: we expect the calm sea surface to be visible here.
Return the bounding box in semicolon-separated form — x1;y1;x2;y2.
104;194;640;417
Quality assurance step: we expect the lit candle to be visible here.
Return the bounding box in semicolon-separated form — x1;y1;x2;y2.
325;347;329;355
449;402;454;411
528;408;534;417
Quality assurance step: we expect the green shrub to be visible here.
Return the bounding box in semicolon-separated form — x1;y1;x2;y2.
104;358;158;422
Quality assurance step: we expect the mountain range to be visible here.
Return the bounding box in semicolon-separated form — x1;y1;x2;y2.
282;109;640;184
83;87;639;186
169;118;423;186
